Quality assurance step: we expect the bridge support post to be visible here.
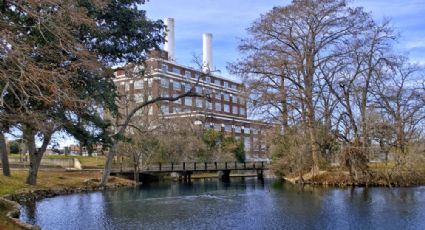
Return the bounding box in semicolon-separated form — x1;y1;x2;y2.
256;169;264;180
178;171;192;182
218;170;231;182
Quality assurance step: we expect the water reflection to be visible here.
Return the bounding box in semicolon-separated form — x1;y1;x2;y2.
20;178;425;230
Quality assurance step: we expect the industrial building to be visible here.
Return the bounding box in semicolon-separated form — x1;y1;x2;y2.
113;18;270;160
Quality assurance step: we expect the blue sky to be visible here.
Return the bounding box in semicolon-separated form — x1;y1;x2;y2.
142;0;425;82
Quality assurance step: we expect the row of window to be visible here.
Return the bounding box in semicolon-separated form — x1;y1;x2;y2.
121;79;246;104
203;123;262;135
158;101;246;116
161;64;239;90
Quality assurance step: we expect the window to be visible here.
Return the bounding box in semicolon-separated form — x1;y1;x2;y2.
160;105;169;114
134;93;144;103
196;98;203;108
174;106;181;113
234;126;241;133
244;127;250;134
240;108;246;115
215;91;221;100
232;84;238;90
215;102;222;111
148;106;153;115
161;64;168;72
215;79;221;86
223;81;229;88
185;97;192;106
171;66;181;75
224;125;232;132
224;104;230;112
233;105;238;114
125;82;130;91
196;86;202;94
173;93;181;104
173;81;181;90
223;93;230;101
184;83;191;92
252;128;259;135
207;101;212;110
205;76;211;83
161;89;169;97
147;78;152;88
160;78;169;88
244;137;251;151
134;80;143;89
185;70;192;78
214;123;221;131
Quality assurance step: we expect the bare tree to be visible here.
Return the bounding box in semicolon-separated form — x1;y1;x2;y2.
373;62;425;154
230;0;370;173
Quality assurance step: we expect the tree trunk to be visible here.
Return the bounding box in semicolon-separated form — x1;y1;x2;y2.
25;131;41;185
100;141;117;186
305;74;320;173
0;132;11;176
134;164;139;184
24;126;52;185
26;151;43;185
280;76;289;133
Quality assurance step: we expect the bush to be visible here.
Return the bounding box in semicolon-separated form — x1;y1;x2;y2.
9;141;20;154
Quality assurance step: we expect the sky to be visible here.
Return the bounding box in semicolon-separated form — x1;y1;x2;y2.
142;0;425;82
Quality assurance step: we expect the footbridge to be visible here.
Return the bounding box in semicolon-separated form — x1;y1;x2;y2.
111;161;270;182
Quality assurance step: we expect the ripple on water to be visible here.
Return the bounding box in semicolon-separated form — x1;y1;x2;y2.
19;179;425;230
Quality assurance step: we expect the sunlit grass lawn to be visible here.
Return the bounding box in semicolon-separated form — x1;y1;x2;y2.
0;170;112;197
9;154;106;168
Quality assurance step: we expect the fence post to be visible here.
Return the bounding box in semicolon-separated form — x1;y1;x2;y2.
225;162;227;170
171;162;174;171
244;162;246;169
159;162;162;171
234;161;237;169
205;162;207;170
183;162;186;171
214;162;217;170
194;162;196;170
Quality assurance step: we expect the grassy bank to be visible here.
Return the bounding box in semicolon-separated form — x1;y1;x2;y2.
9;154;106;168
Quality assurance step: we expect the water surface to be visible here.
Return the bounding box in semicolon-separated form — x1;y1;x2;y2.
20;177;425;230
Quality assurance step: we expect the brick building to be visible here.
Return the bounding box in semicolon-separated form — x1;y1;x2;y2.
113;18;270;161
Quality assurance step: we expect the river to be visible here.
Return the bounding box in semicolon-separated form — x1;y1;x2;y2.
20;177;425;230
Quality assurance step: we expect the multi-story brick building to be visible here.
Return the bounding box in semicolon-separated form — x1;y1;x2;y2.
113;18;270;160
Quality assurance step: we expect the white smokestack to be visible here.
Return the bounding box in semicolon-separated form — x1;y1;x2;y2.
203;33;213;72
164;18;175;61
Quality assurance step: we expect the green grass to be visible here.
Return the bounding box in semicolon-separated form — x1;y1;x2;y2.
9;154;106;168
0;170;133;197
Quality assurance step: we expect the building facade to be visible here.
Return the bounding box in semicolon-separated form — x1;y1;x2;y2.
113;18;270;161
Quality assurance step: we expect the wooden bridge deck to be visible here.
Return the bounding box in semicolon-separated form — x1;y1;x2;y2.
111;161;269;174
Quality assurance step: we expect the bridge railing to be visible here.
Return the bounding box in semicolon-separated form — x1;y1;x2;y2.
134;161;270;172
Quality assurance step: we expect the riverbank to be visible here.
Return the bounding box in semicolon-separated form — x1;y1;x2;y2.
284;167;425;187
0;170;135;230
